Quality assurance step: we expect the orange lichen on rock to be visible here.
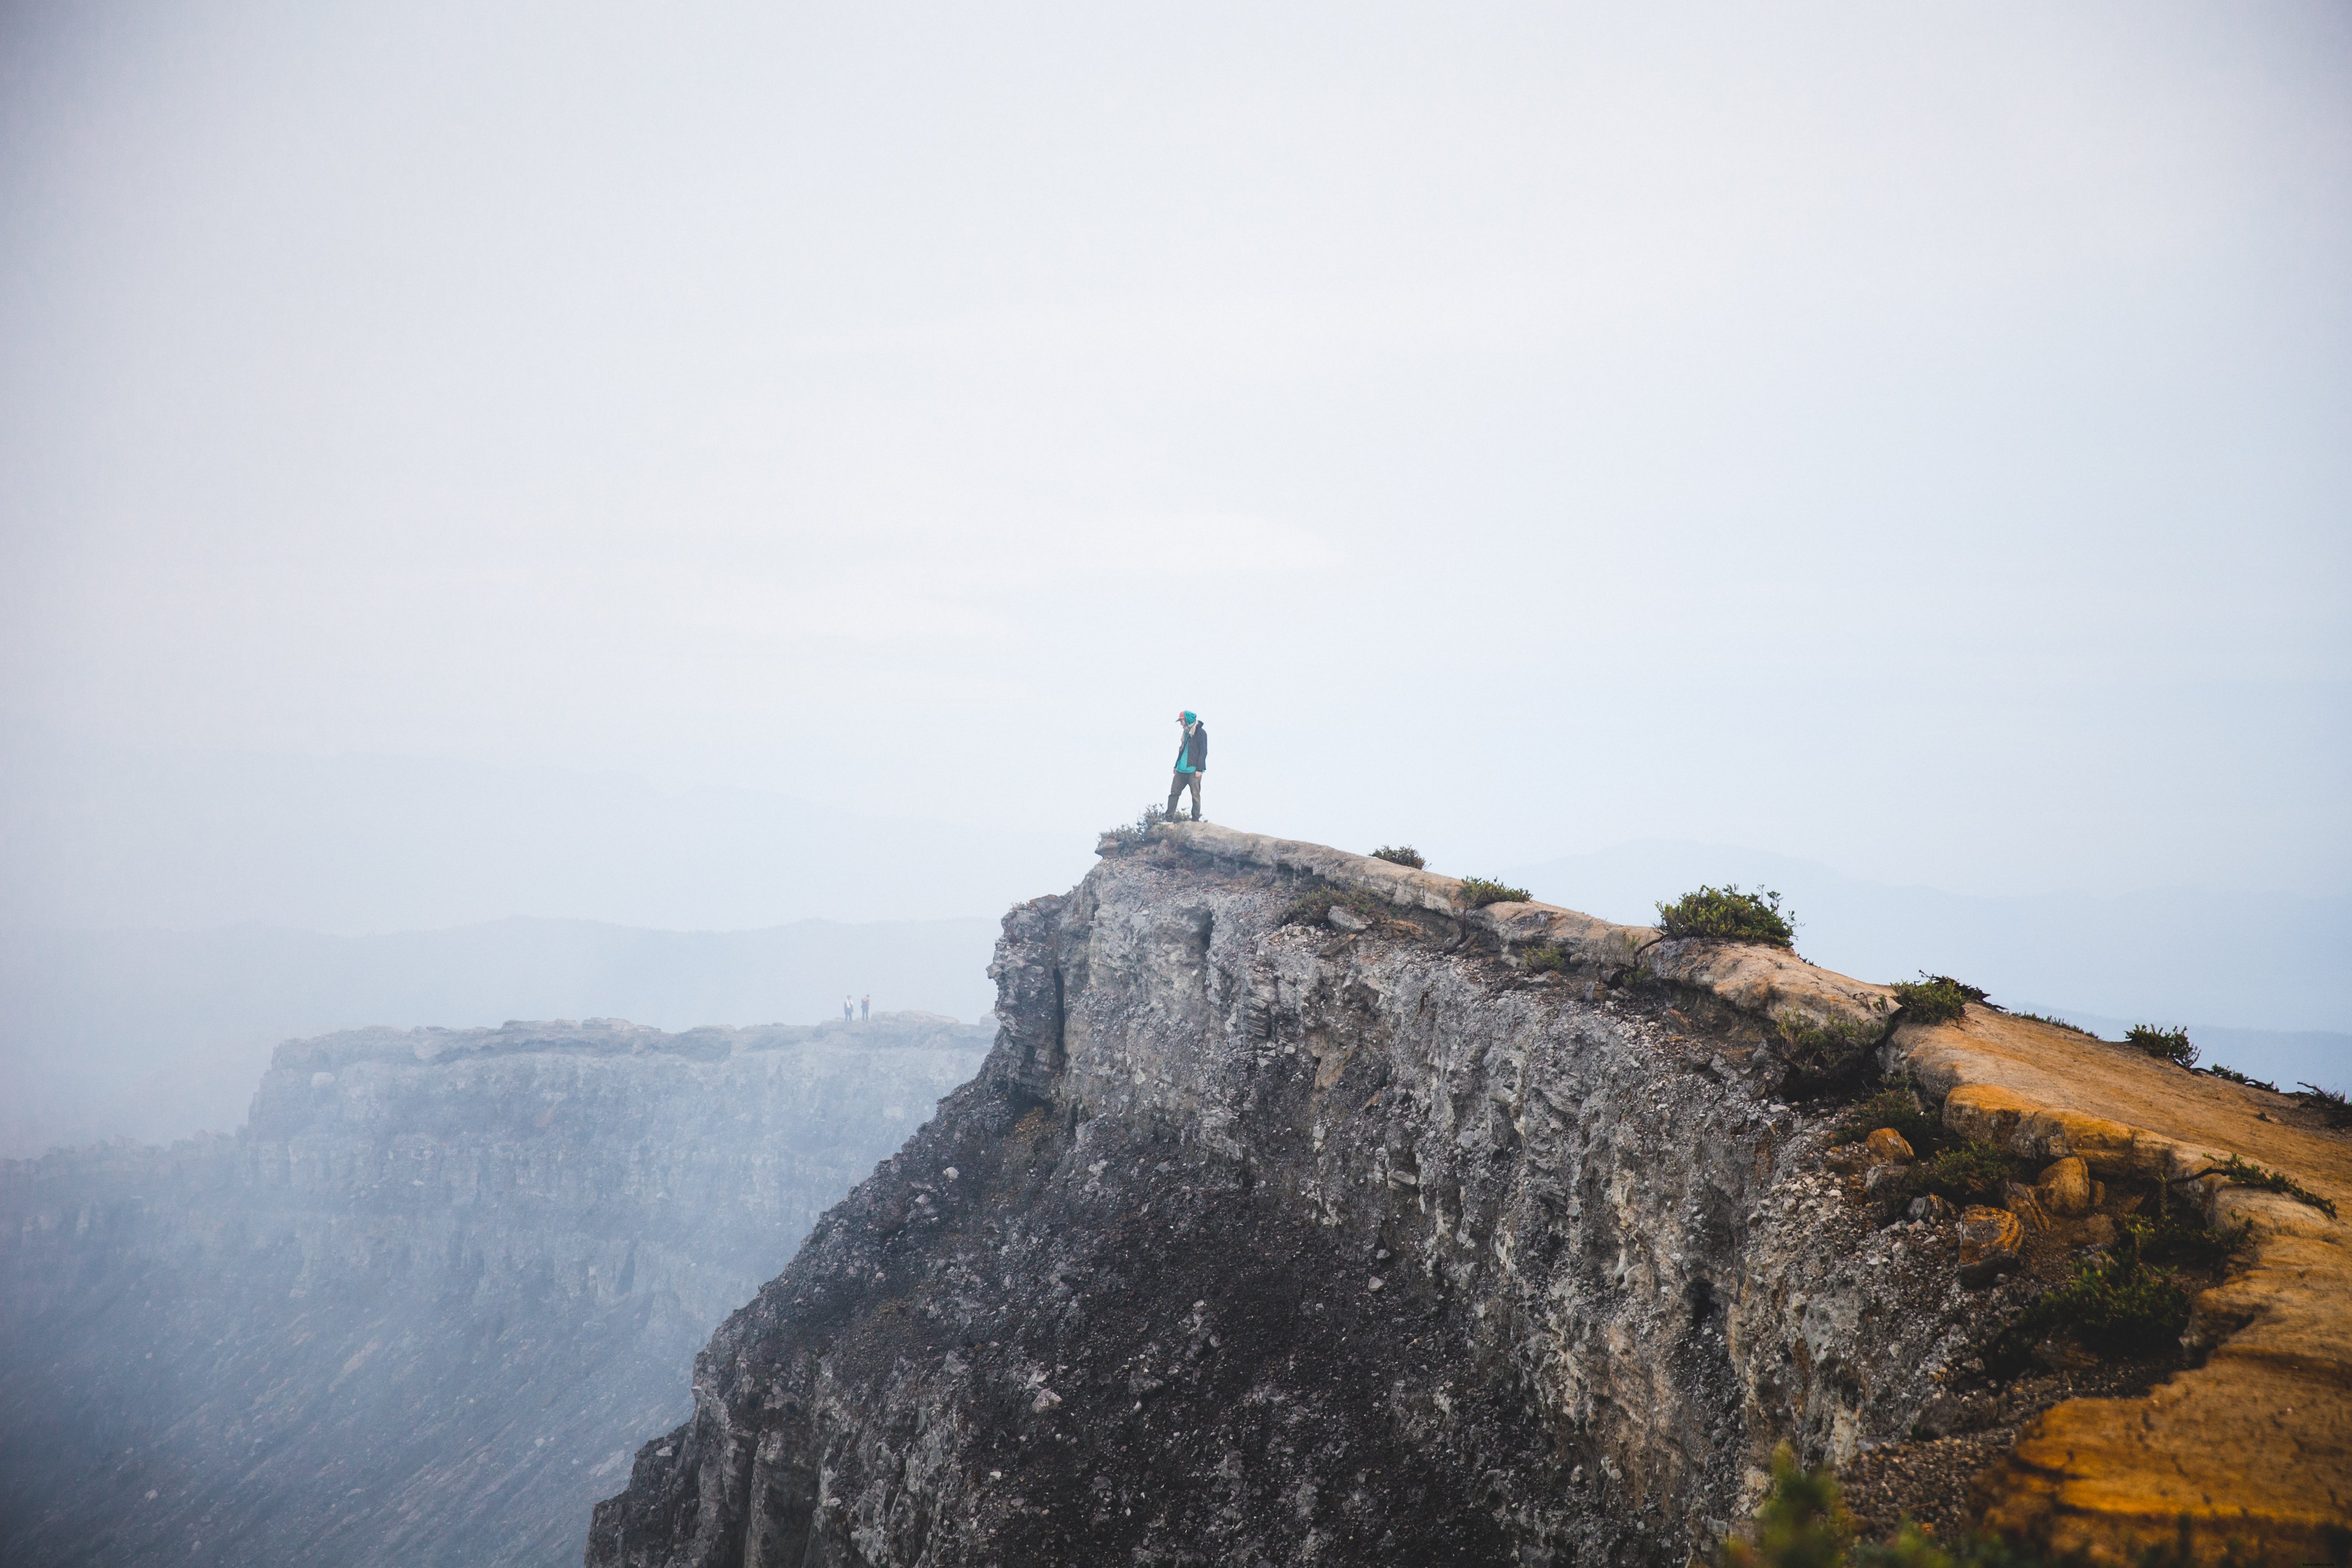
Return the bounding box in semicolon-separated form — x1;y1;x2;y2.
1894;1008;2352;1565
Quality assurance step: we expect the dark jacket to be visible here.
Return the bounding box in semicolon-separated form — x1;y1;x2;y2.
1174;721;1208;774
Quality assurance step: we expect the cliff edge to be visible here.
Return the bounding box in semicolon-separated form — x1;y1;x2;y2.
588;824;2347;1567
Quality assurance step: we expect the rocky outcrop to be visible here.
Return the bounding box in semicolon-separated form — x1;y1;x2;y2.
1887;1008;2351;1563
588;824;2349;1568
587;828;2045;1567
0;1013;990;1568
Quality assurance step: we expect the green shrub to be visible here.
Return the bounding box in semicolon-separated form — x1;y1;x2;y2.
1720;1444;1852;1568
2125;1024;2198;1070
1890;974;1979;1025
1278;884;1395;931
2199;1064;2278;1092
1835;1086;1946;1154
1775;1014;1889;1076
2180;1154;2337;1218
1908;1140;2021;1205
2011;1011;2098;1038
1995;1249;2190;1366
1455;876;1530;908
1370;845;1425;869
1097;805;1169;853
1656;884;1795;947
2295;1082;2352;1129
2124;1212;2252;1274
1519;942;1568;974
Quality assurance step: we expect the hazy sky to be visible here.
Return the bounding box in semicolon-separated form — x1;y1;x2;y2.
4;1;2348;917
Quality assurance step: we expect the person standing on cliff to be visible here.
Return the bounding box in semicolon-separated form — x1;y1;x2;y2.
860;994;870;1021
1166;710;1208;823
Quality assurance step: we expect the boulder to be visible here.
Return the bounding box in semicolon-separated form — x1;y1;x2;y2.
1325;904;1370;933
1865;1128;1915;1165
2036;1155;2093;1218
1959;1204;2025;1285
1908;1193;1955;1224
2003;1181;2052;1231
1864;1161;1912;1196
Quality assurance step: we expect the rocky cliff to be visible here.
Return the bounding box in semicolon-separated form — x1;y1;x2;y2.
588;824;2348;1568
0;1012;991;1568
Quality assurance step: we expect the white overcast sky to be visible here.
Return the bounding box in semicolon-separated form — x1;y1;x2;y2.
3;1;2347;920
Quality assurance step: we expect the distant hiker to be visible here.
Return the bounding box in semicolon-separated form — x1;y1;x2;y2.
843;995;854;1022
860;994;871;1021
1166;710;1208;823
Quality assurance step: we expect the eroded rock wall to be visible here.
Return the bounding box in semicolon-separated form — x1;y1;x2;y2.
588;841;1966;1567
0;1013;990;1568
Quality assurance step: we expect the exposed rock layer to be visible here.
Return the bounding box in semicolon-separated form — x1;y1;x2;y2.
0;1013;989;1568
1889;1009;2351;1562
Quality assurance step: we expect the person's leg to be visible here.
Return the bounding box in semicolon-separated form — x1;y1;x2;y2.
1184;773;1202;821
1166;771;1186;818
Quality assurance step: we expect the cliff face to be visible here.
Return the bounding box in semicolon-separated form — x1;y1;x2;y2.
587;831;2006;1567
0;1013;990;1568
590;826;2349;1568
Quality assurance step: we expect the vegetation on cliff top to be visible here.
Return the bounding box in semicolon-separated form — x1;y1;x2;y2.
1836;1084;1948;1155
2179;1154;2338;1218
1455;876;1530;908
2010;1011;2098;1038
2295;1082;2352;1128
1656;884;1795;947
1889;975;1986;1025
1278;883;1396;930
2125;1024;2198;1069
1904;1140;2027;1205
1098;805;1171;853
1370;844;1425;868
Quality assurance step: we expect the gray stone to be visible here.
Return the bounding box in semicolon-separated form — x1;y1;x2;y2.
588;841;1968;1568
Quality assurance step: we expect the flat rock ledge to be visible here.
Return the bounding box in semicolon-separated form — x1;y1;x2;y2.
1158;822;1897;1055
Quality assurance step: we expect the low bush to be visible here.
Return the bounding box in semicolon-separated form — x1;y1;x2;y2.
2295;1082;2352;1129
2125;1211;2252;1274
2125;1024;2199;1070
1993;1248;2191;1367
1097;805;1169;853
1907;1140;2022;1205
1889;974;1980;1025
1278;884;1395;931
1519;942;1569;974
1455;876;1530;908
2199;1063;2278;1092
1370;845;1425;869
1835;1086;1946;1154
1656;884;1795;947
1930;974;1990;1004
2011;1011;2098;1038
2179;1154;2337;1219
